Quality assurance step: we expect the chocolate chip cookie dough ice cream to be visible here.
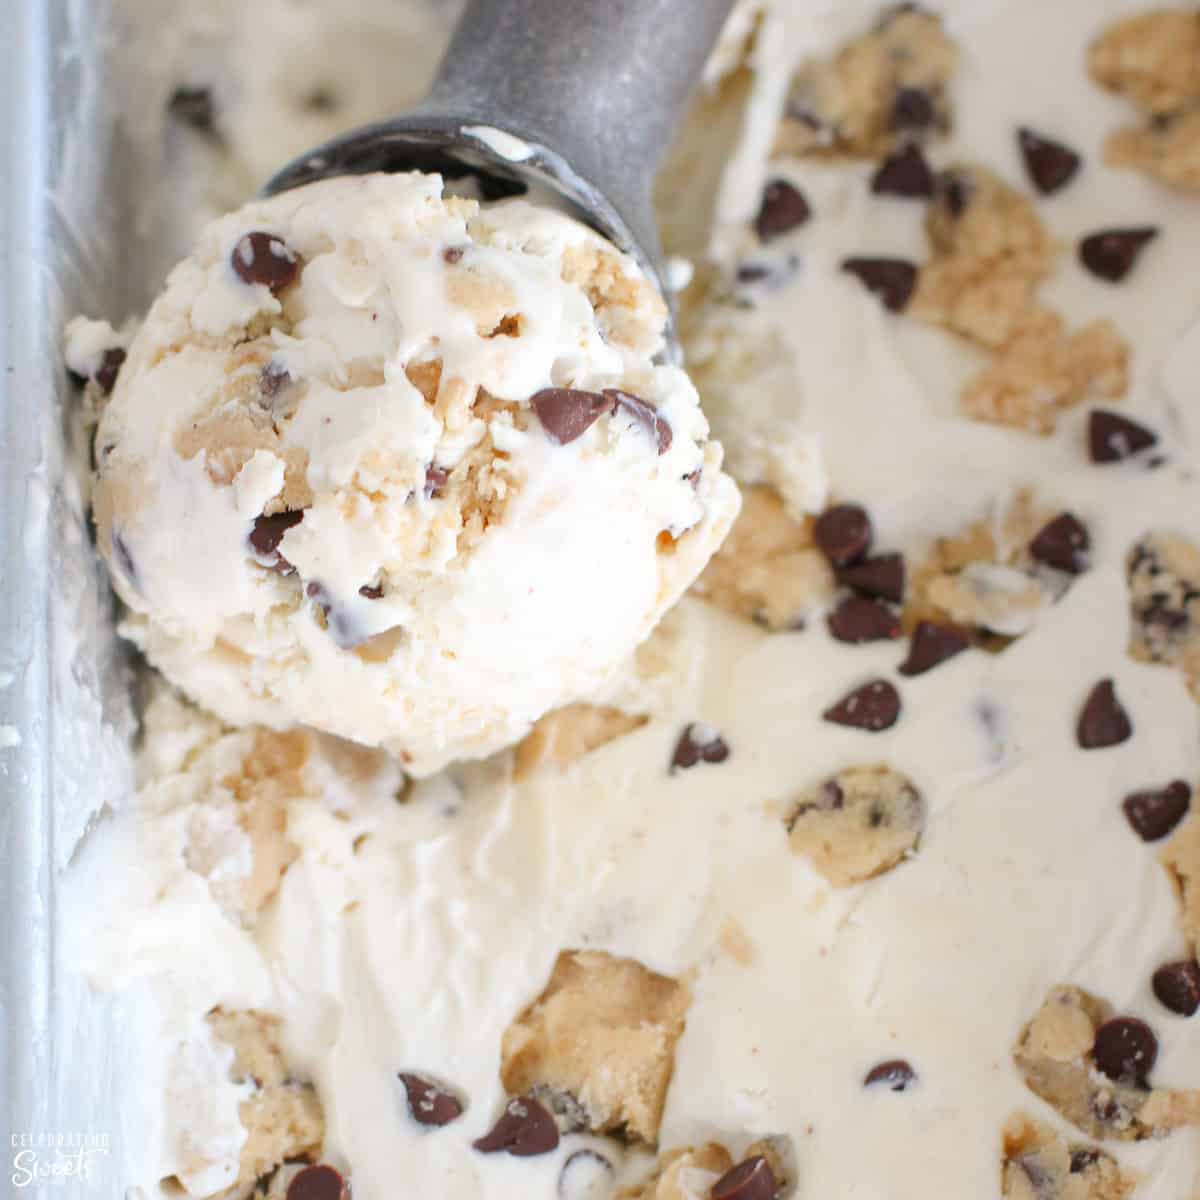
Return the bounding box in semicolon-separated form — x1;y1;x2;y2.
70;172;737;773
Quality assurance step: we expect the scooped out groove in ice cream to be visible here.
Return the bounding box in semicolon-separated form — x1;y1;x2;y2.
76;171;739;773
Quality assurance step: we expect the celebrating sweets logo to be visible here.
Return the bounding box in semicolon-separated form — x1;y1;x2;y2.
10;1132;110;1189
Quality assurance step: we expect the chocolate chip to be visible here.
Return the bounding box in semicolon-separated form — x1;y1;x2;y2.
359;584;384;600
1092;1016;1157;1086
1076;678;1133;749
260;362;291;399
837;553;905;603
671;723;730;772
827;596;902;644
889;87;936;133
94;348;126;395
1017;128;1082;195
604;388;672;454
249;509;304;570
1069;1150;1099;1174
1079;227;1158;283
1029;512;1090;574
168;86;216;133
231;231;301;294
424;465;450;499
286;1164;349;1200
755;179;811;241
1152;961;1200;1017
530;388;613;445
864;1059;916;1090
937;169;972;218
1088;409;1157;463
871;144;934;198
443;246;465;264
472;1095;559;1157
558;1149;614;1200
814;504;872;566
841;257;918;312
823;679;901;731
399;1072;464;1127
710;1156;776;1200
1123;780;1190;842
898;620;968;676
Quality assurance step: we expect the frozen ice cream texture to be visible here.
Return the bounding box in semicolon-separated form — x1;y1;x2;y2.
77;171;738;773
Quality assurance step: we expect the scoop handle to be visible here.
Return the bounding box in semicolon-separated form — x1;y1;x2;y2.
426;0;737;234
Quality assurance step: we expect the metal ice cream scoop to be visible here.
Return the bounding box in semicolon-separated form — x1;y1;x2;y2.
264;0;737;358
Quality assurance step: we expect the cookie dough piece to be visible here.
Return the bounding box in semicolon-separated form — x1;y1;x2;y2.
617;1138;794;1200
1089;11;1200;192
774;5;958;159
513;704;649;779
1162;811;1200;956
1013;986;1200;1142
93;171;738;776
501;951;689;1144
1001;1114;1135;1200
1127;532;1200;703
204;1009;324;1199
692;485;835;631
785;766;924;887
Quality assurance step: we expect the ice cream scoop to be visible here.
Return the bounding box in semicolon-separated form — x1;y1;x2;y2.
264;0;737;358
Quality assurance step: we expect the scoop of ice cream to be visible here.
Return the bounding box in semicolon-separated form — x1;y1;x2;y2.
81;171;738;774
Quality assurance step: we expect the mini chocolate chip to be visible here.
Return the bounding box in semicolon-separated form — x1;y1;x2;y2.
1079;227;1158;283
94;347;126;395
711;1156;776;1200
1029;512;1090;574
1152;961;1200;1017
755;179;811;241
168;86;216;133
823;679;901;731
356;584;383;602
558;1149;614;1200
938;170;972;218
1017;128;1082;195
249;510;305;568
286;1164;349;1200
530;388;613;445
1088;409;1157;463
424;465;450;499
889;87;935;132
231;231;301;294
1076;678;1133;749
899;620;968;676
604;388;672;454
837;553;905;603
814;504;872;566
399;1072;464;1127
473;1095;559;1157
671;723;730;772
1092;1016;1157;1086
864;1059;916;1091
443;246;465;264
260;362;291;399
841;257;918;312
1069;1150;1099;1174
827;596;902;644
1123;780;1190;842
871;143;934;198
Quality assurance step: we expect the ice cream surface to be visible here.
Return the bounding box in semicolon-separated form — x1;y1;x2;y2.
60;0;1200;1198
76;172;737;773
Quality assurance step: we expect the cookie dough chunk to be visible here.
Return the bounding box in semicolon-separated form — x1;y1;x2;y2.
1001;1114;1135;1200
786;766;924;887
617;1138;794;1200
500;950;690;1144
906;491;1060;643
513;704;649;779
774;6;959;159
205;1009;324;1199
1089;11;1200;192
1161;811;1200;955
1127;532;1200;703
692;485;835;631
92;171;738;776
1013;986;1200;1141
